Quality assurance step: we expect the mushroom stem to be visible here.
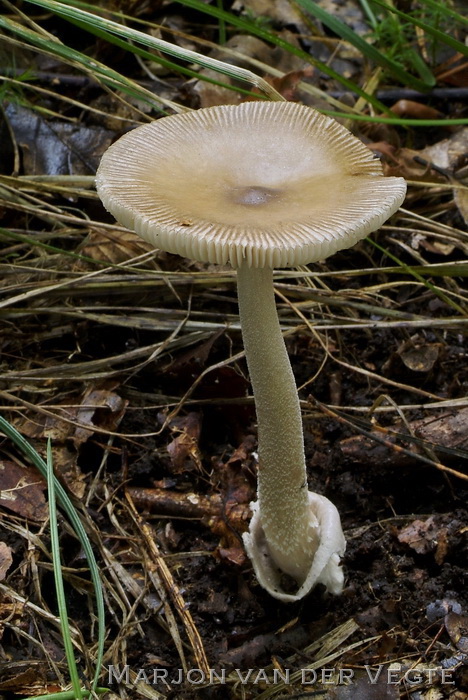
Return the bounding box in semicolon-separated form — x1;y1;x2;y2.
236;263;317;584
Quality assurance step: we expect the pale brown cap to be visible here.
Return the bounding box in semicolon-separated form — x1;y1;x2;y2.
96;101;406;268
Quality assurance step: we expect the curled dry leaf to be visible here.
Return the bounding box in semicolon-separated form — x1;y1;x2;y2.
390;100;444;120
397;516;449;564
216;544;247;566
15;411;85;499
73;382;128;447
421;127;468;225
166;412;203;473
388;146;447;181
414;236;455;256
223;435;256;506
422;127;468;173
263;67;315;102
398;336;441;372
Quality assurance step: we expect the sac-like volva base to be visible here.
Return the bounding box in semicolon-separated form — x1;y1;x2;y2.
244;492;346;603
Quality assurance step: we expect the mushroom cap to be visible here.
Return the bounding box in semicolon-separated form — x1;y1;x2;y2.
96;101;406;268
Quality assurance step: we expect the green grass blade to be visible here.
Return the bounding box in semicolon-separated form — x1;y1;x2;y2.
357;0;378;29
368;239;468;316
0;15;171;111
21;0;283;100
370;0;468;56
418;0;468;26
0;225;162;271
320;110;468;126
409;263;468;277
409;47;439;85
295;0;435;89
0;416;106;693
58;14;266;100
172;0;393;113
216;0;227;45
46;440;83;699
21;691;109;700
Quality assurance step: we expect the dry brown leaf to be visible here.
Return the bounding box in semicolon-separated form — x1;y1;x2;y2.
445;612;468;653
15;411;85;499
263;67;315;101
419;128;468;225
17;411;72;442
217;545;247;566
454;187;468;225
73;382;128;447
388;147;447;181
398;516;449;560
0;663;53;695
167;412;203;472
227;434;256;468
390;100;444;120
15;383;127;497
232;0;305;27
417;237;455;256
192;69;242;108
399;340;440;372
5;102;112;176
0;541;13;581
78;228;157;265
0;461;47;522
422;127;468;172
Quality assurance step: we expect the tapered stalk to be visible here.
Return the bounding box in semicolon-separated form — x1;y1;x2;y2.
237;263;317;584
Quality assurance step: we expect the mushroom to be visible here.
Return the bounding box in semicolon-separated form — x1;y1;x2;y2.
96;101;406;602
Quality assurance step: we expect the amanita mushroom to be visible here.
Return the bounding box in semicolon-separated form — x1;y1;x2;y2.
96;101;406;602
